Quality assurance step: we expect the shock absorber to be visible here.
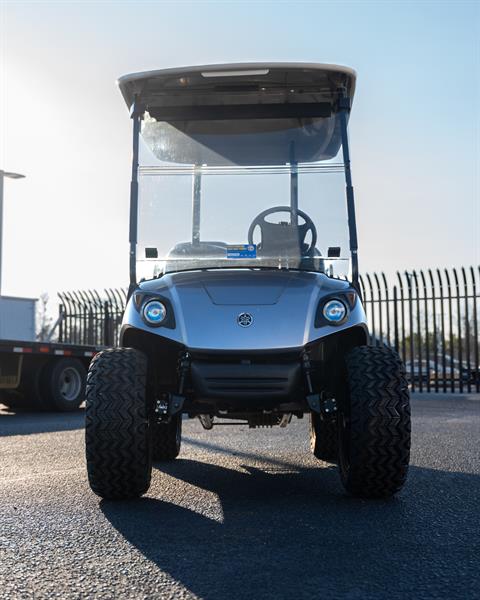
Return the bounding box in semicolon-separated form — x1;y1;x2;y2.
302;351;315;395
303;351;337;419
155;352;189;421
177;352;190;396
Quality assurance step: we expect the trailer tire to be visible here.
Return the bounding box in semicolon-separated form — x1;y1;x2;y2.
42;358;86;411
85;348;152;500
338;345;411;498
0;390;24;410
152;415;182;461
0;357;49;411
310;412;337;462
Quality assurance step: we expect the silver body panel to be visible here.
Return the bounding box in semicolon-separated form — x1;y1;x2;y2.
122;270;367;351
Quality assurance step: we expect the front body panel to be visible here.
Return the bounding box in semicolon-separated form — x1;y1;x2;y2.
122;270;367;352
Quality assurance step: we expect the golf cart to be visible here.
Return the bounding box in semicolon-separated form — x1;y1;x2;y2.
85;63;411;500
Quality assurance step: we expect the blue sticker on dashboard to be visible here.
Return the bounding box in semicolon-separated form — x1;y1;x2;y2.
226;244;257;259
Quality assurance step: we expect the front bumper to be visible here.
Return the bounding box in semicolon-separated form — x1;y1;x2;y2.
190;359;302;405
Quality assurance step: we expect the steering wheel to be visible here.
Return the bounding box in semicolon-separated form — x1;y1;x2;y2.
248;206;317;255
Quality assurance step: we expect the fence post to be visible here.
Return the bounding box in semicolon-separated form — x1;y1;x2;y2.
393;285;399;353
104;301;112;346
58;304;65;343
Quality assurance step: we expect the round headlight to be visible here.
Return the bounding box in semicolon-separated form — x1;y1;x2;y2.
143;300;167;325
323;299;347;323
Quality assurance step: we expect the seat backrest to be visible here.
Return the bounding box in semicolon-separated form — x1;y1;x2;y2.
258;221;306;257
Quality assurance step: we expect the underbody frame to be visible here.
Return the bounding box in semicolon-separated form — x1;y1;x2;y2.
121;319;368;427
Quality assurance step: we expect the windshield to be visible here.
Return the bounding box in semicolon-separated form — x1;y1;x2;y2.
136;115;351;281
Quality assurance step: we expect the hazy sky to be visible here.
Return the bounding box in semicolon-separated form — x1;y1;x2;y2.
1;0;479;300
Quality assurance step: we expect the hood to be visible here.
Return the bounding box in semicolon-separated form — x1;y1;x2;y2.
201;270;292;305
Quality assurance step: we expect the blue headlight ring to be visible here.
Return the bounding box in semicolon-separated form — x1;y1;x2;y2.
133;291;176;330
142;299;167;326
322;298;348;325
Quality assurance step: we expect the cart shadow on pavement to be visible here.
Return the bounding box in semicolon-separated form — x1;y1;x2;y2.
0;405;84;436
100;457;480;600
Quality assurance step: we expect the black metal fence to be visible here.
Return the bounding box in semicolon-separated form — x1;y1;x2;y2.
360;267;479;393
57;289;127;348
57;266;480;393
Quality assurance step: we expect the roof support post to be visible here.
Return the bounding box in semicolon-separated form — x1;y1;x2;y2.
289;142;298;226
337;91;359;290
128;98;143;299
192;168;202;247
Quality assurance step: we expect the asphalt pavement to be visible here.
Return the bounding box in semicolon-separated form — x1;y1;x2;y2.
0;395;479;600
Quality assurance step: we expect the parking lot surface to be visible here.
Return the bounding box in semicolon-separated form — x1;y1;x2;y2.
0;396;479;600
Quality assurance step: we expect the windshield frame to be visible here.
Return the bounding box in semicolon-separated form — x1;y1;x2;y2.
127;92;359;295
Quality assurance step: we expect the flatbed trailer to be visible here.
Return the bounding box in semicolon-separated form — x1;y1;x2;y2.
0;338;103;411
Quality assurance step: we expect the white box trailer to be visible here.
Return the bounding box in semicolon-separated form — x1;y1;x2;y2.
0;296;36;341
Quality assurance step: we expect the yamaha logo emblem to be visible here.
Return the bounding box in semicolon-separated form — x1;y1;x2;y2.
237;312;253;327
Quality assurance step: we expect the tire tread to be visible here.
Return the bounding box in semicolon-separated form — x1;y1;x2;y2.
340;345;411;498
85;348;152;499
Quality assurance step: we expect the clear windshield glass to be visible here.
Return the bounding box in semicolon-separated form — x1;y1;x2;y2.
136;116;351;281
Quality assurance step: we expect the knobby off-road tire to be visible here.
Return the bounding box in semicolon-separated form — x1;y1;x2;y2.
310;412;337;462
338;345;411;498
85;348;152;500
151;414;182;461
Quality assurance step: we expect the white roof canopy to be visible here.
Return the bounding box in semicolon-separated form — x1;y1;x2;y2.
118;63;356;114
